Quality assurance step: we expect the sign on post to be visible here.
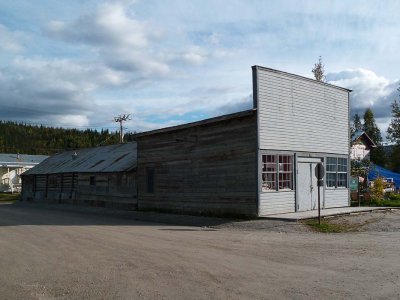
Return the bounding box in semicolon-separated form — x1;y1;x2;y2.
350;177;359;192
315;162;324;186
314;162;324;225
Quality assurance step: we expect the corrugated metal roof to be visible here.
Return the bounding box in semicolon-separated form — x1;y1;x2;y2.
0;154;48;167
23;142;137;175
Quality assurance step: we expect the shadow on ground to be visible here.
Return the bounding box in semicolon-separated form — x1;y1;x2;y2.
0;202;236;228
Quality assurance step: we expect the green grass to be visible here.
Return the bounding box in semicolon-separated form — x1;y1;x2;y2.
0;193;20;202
371;199;400;207
303;219;361;233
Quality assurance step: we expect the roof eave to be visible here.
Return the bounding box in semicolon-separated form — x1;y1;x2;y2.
133;109;257;139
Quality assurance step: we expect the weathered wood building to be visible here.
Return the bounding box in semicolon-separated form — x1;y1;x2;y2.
134;110;258;217
134;66;350;217
22;66;351;217
21;143;137;209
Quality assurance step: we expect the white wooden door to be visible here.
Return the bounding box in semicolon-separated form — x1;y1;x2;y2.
297;159;322;211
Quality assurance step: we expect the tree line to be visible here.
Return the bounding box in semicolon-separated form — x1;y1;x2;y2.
0;121;135;155
352;84;400;172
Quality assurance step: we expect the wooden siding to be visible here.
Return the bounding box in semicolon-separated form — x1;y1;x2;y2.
325;188;349;208
255;67;349;155
259;191;295;215
21;171;137;210
136;113;258;217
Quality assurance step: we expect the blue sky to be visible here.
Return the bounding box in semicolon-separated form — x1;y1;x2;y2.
0;0;399;136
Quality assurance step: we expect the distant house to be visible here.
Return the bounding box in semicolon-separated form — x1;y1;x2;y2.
351;131;376;161
0;153;48;193
21;143;137;209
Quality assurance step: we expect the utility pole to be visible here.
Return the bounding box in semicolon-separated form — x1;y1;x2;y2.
113;114;131;143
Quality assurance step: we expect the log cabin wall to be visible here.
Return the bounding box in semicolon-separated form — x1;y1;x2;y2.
136;111;258;217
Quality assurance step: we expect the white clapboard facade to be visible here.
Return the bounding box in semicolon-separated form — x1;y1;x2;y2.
253;66;351;216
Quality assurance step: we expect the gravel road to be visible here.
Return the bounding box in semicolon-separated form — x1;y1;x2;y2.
0;203;399;299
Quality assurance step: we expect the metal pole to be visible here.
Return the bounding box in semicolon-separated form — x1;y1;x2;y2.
318;183;321;225
119;120;123;143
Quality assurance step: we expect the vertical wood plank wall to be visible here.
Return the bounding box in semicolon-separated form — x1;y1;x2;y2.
136;113;258;217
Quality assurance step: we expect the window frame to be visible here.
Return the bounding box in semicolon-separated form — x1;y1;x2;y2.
326;156;348;189
261;153;294;192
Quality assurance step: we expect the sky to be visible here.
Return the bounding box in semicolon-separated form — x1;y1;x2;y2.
0;0;399;137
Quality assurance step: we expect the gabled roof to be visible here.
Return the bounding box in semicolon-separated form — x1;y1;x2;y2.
0;153;48;167
23;142;137;175
352;131;376;147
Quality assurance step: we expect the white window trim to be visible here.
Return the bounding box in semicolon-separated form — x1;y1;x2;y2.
261;153;294;193
326;156;348;189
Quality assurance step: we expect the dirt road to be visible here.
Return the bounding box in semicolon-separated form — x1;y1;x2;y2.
0;203;399;299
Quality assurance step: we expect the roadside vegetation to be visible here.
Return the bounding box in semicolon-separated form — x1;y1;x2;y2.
303;219;362;233
370;193;400;207
0;193;20;202
303;213;386;233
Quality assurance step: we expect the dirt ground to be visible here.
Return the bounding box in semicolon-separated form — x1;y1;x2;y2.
0;203;399;299
217;209;400;233
322;209;400;232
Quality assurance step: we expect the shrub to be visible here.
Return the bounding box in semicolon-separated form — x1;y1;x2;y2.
369;177;385;202
388;193;400;201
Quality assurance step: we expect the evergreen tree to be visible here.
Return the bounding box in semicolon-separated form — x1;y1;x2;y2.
387;84;400;144
363;108;386;166
387;84;400;171
351;113;363;139
0;121;121;155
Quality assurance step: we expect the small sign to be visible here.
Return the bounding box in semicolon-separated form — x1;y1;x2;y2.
315;163;324;180
350;177;359;191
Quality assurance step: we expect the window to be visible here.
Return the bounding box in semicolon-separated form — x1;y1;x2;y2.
146;168;155;193
89;176;96;186
326;157;337;188
262;155;276;191
48;175;58;188
279;155;293;190
326;157;348;188
261;154;293;192
337;158;348;187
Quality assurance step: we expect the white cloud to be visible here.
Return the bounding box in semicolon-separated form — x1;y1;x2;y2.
0;24;26;53
56;115;90;127
0;57;103;125
1;0;399;135
181;46;208;65
327;68;399;135
46;2;169;77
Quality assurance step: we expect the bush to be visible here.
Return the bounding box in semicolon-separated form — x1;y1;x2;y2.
370;198;400;207
369;177;385;202
388;193;400;201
